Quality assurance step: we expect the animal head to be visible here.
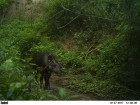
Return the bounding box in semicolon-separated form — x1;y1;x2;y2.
47;54;61;76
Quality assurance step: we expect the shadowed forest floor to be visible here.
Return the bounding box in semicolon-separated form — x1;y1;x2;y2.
48;75;97;100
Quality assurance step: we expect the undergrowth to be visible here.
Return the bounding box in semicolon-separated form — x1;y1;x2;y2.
0;0;140;100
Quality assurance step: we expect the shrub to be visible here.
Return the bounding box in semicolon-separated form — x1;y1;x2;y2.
40;0;120;38
0;18;46;100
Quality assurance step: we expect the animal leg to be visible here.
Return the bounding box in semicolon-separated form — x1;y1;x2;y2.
43;70;51;90
40;74;43;88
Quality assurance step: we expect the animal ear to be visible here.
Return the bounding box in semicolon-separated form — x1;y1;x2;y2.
48;54;54;61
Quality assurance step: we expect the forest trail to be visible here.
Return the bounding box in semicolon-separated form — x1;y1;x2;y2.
49;75;97;100
8;0;97;100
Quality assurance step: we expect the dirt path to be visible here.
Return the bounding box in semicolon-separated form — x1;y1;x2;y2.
49;75;97;100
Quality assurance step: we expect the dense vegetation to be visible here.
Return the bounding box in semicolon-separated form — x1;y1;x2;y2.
0;0;140;100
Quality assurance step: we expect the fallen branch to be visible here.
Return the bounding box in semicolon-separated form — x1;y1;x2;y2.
84;47;99;60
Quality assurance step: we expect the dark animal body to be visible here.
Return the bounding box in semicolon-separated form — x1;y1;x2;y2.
31;52;61;90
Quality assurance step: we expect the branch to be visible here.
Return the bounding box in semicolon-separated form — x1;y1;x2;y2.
61;4;118;22
84;48;99;59
47;10;64;21
57;15;80;29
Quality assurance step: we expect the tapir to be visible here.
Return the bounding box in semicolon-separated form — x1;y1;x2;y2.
31;52;61;90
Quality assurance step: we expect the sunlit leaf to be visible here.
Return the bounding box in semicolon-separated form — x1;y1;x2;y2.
59;88;67;99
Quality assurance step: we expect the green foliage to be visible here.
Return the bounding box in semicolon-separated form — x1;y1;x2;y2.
0;0;140;100
30;36;59;53
0;57;42;100
0;17;78;100
69;27;140;99
0;18;45;100
60;49;84;68
0;0;10;15
46;88;79;100
67;73;140;100
40;0;121;38
57;0;140;100
0;58;28;100
7;82;26;99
